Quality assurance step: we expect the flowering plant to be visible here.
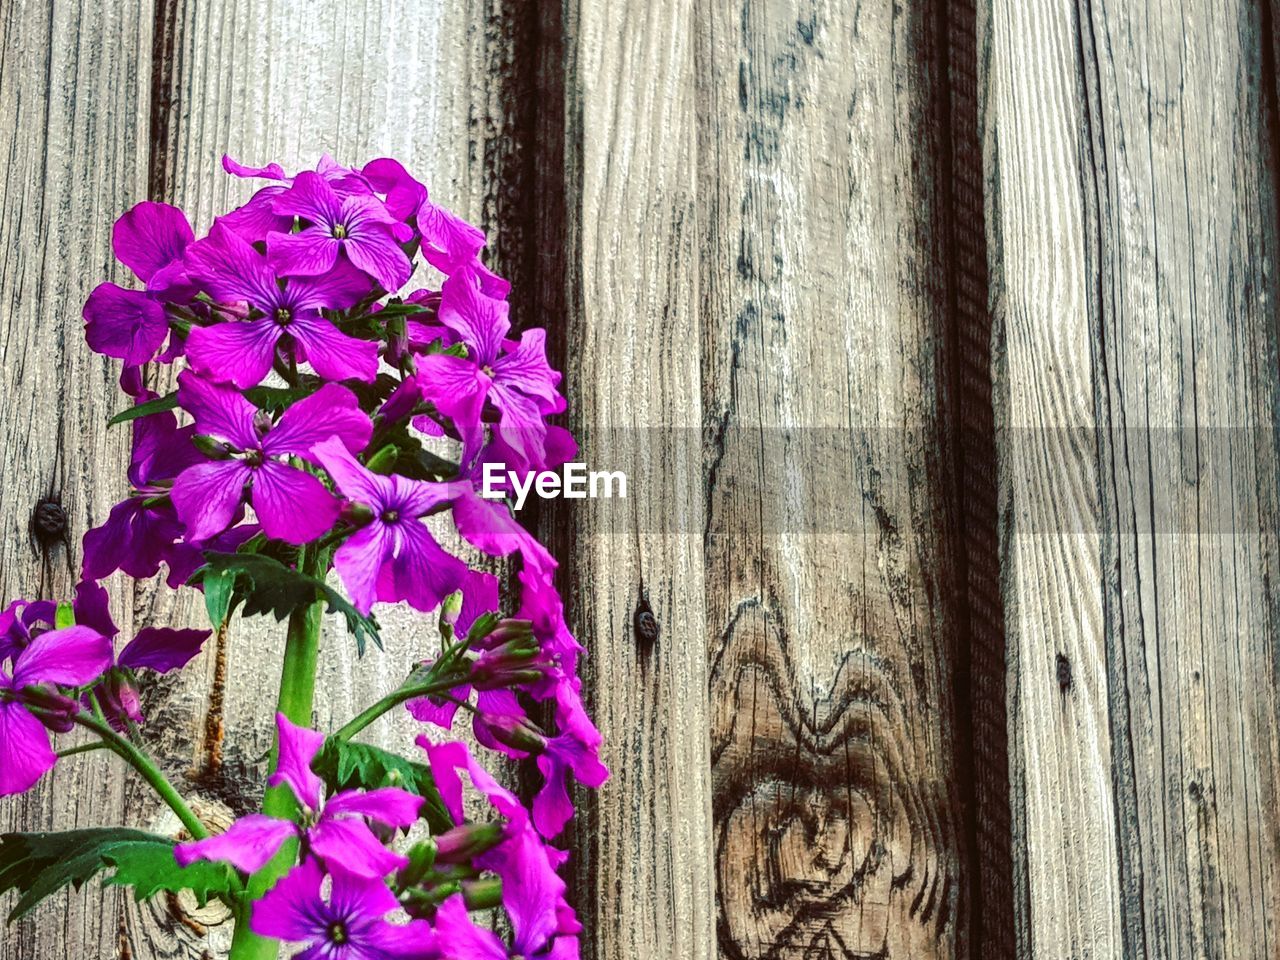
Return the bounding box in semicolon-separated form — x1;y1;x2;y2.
0;156;604;959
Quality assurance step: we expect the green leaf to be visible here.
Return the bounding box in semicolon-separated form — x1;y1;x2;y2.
243;383;320;411
202;567;235;630
0;828;163;922
107;393;179;427
314;740;452;833
102;841;236;907
189;552;382;655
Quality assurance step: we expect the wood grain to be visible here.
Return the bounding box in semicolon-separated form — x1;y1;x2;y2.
986;0;1280;956
554;1;717;957
699;2;968;957
0;1;156;957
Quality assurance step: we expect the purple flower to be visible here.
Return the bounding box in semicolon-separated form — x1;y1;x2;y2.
312;438;498;620
82;402;203;584
415;274;562;469
170;372;371;544
0;623;112;796
424;740;579;959
251;859;435;959
184;223;378;387
83;202;194;365
268;171;413;293
176;714;423;879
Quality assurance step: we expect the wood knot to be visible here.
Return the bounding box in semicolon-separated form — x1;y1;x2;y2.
633;604;660;648
31;497;67;543
1056;653;1072;694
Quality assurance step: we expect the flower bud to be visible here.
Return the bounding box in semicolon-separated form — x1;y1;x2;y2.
439;591;463;633
476;714;548;755
432;821;505;865
341;501;375;526
20;686;79;732
461;877;503;911
252;410;273;438
192;434;234;459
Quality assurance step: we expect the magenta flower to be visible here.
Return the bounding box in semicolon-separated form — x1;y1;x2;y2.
184;222;378;387
312;438;497;619
251;859;435;959
83;202;194;364
82;401;203;584
170;372;371;544
424;740;579;959
415;273;562;469
268;171;412;293
176;714;423;879
0;623;113;796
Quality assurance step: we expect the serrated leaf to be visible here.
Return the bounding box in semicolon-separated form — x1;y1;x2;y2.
102;841;236;907
189;552;382;655
0;828;163;922
314;741;452;833
107;393;179;427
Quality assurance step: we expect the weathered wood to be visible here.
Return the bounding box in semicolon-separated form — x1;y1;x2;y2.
699;2;968;957
0;2;156;958
986;0;1280;956
554;1;717;958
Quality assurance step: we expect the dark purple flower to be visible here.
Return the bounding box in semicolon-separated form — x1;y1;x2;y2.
170;373;371;544
184;222;378;387
177;714;423;879
312;438;498;620
82;402;203;583
251;859;435;959
414;274;562;469
0;624;112;796
268;172;412;293
83;202;195;364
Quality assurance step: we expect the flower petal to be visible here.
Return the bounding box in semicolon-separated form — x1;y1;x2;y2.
438;273;509;365
312;438;391;508
183;222;281;306
267;229;341;278
13;626;112;689
185;319;282;389
332;525;390;616
112;201;193;283
324;787;423;829
271;170;342;224
431;894;508;960
83;283;168;364
342;224;412;293
175;814;295;873
250;462;340;544
0;701;56;797
268;712;326;812
171;461;252;542
177;370;261;449
308;817;408;879
264;383;372;459
248;859;326;943
118;627;209;673
287;314;380;384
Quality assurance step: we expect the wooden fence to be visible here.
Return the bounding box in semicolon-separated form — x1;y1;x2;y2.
2;0;1277;957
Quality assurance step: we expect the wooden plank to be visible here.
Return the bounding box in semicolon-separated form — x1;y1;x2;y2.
0;1;154;958
124;0;525;955
699;2;968;957
555;1;717;957
986;0;1280;956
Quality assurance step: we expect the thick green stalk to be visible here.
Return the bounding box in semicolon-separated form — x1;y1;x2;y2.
228;546;326;960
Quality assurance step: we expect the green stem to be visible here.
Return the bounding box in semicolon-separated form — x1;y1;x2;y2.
332;672;472;745
228;545;327;960
55;740;109;759
70;713;207;841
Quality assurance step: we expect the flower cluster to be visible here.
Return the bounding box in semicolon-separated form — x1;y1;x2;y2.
0;156;602;959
